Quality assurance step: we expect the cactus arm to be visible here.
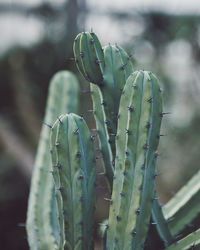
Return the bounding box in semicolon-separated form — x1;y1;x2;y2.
73;33;87;79
166;228;200;250
26;71;80;250
106;71;163;250
73;32;104;85
50;114;96;250
152;198;174;247
101;45;133;152
163;169;200;236
90;83;114;189
132;72;163;249
105;71;140;250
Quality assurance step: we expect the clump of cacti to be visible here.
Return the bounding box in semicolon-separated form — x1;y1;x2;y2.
26;32;200;250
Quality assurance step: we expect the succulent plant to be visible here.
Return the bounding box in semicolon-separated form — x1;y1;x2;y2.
26;31;200;250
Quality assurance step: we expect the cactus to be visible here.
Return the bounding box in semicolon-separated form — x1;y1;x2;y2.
166;228;200;250
26;71;80;250
50;113;96;250
73;32;133;185
105;71;163;249
26;30;200;250
163;169;200;236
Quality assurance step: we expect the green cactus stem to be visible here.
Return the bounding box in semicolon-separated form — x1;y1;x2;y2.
50;113;96;250
26;71;80;250
166;228;200;250
90;83;114;190
152;197;174;247
106;71;163;250
73;31;104;85
163;169;200;236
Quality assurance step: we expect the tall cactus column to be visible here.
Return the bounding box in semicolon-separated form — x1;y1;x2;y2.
26;71;80;250
106;71;163;250
50;114;96;250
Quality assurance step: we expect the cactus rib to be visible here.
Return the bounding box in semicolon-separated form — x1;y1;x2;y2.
90;83;114;189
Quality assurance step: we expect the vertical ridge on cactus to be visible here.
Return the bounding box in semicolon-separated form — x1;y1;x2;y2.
90;83;114;190
50;114;96;250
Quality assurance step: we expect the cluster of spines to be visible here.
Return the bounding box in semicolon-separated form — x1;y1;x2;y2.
105;71;163;249
50;114;96;250
26;71;80;250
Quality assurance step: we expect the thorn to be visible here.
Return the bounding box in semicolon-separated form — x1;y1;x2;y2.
146;122;151;129
57;187;63;192
133;84;137;89
74;128;79;134
154;151;159;158
116;216;121;221
139;185;143;191
160;112;171;118
105;120;110;126
43;122;52;129
80;52;84;58
135;209;140;215
57;117;63;123
90;135;95;141
18;223;26;227
78;175;84;180
131;231;137;236
112;160;115;167
90;39;94;44
101;101;106;106
98;172;105;176
76;152;81;158
68;57;76;61
147;97;153;103
126;129;131;135
123;170;127;175
157;134;165;139
143;144;149;150
120;192;125;197
128;106;134;112
55;142;60;147
120;64;126;70
55;164;62;169
98;223;109;228
141;164;145;170
114;237;118;243
104;198;113;204
108;139;113;144
125;151;129;156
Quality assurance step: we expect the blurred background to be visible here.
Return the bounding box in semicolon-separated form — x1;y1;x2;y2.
0;0;200;249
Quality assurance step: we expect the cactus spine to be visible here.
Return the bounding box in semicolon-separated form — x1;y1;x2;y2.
50;114;96;250
26;71;80;250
